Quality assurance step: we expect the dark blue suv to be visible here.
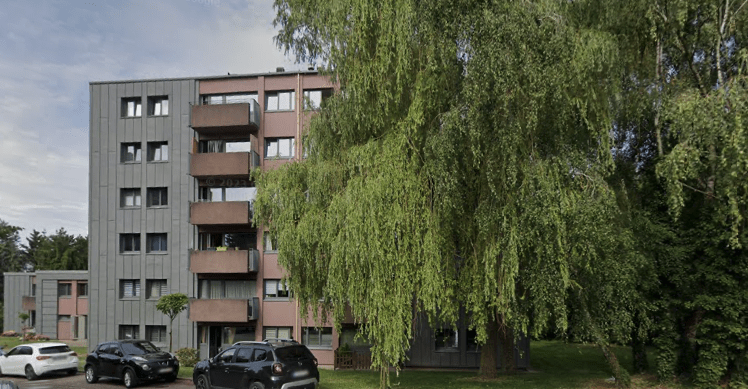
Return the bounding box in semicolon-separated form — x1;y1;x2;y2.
193;339;319;389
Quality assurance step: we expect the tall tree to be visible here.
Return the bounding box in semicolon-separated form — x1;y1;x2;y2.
156;293;189;353
0;220;23;307
261;0;646;387
31;229;88;271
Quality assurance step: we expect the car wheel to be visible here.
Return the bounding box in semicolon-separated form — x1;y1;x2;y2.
85;364;99;383
249;382;265;389
24;364;38;380
123;368;139;388
196;374;211;389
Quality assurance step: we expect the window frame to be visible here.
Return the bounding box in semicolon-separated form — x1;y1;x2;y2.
119;325;140;340
263;326;293;341
302;89;333;110
433;328;460;353
146;279;168;300
57;283;72;298
147;96;169;116
265;91;295;112
263;279;290;300
120;188;142;208
119;233;141;254
119;279;141;299
146;325;167;343
78;283;88;297
146;187;168;208
301;327;333;349
121;97;142;118
146;142;168;162
146;233;168;253
263;233;277;253
264;137;296;159
121;142;142;163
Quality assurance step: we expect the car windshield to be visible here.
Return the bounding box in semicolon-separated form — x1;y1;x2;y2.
120;341;160;356
274;346;314;362
39;345;72;354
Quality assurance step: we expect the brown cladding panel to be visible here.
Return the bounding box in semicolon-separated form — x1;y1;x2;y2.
264;76;297;91
189;299;250;322
190;201;251;225
263;112;296;137
190;152;250;177
199;78;260;95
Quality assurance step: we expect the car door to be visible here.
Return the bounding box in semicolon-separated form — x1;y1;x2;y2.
109;345;127;379
3;346;26;375
209;348;236;389
226;347;253;389
99;344;121;377
249;348;270;383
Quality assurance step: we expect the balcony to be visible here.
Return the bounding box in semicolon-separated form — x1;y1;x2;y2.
190;249;260;274
191;101;260;137
190;201;253;226
22;296;35;311
189;297;260;322
190;150;260;178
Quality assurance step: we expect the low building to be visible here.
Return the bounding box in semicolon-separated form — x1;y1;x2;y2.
3;271;88;340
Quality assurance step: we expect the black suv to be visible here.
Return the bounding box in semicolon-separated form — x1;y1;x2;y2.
84;340;179;388
193;339;319;389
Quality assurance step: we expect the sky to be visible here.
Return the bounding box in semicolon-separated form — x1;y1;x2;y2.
0;0;301;240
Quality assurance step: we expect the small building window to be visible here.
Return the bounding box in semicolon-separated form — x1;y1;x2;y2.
120;188;141;208
263;279;290;299
303;89;333;110
121;143;142;163
265;91;295;111
147;187;168;207
148;96;169;116
147;325;167;343
263;326;293;341
263;233;277;252
122;97;142;118
146;279;168;299
434;328;459;352
120;279;141;299
78;283;88;297
120;233;141;253
302;327;333;348
119;325;140;340
265;137;295;158
58;315;71;322
146;233;168;253
57;283;72;297
147;142;168;162
202;93;257;105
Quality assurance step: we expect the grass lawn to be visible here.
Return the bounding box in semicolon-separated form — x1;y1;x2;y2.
315;341;689;389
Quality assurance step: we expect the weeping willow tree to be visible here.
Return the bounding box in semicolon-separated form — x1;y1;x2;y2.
256;0;646;387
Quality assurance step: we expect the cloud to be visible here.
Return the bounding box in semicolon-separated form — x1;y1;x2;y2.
0;0;299;239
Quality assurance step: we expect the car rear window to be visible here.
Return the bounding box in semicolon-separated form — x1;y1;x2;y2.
39;345;72;354
274;346;315;362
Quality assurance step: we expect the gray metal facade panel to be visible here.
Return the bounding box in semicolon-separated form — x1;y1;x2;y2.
40;280;57;338
3;273;32;332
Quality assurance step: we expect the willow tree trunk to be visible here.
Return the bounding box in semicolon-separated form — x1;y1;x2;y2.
499;314;517;373
479;314;517;377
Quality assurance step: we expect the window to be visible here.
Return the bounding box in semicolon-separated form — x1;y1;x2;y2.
302;327;333;348
434;328;459;352
235;348;252;363
197;280;255;299
120;233;141;253
147;233;168;253
198;140;252;153
147;187;168;207
264;279;290;299
197;232;255;250
264;233;277;252
122;97;142;118
57;283;72;297
466;329;480;353
265;137;295;158
264;326;293;340
146;279;168;299
120;188;141;208
119;325;140;340
265;91;295;111
31;283;36;296
303;89;333;110
202;93;258;105
216;348;235;363
120;279;141;298
121;143;142;163
78;283;88;297
146;325;167;343
148;96;169;116
58;315;71;322
198;187;256;202
147;142;168;161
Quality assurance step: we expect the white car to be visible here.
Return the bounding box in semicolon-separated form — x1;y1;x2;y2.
0;343;78;380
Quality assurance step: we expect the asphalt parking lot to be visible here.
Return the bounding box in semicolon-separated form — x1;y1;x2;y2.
0;372;194;389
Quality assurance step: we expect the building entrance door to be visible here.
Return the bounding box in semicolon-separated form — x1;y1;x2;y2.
209;326;222;357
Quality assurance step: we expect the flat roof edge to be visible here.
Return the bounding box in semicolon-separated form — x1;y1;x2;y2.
90;69;323;85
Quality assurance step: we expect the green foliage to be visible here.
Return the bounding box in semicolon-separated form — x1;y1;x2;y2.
174;347;199;367
24;228;88;271
156;293;188;321
17;312;29;326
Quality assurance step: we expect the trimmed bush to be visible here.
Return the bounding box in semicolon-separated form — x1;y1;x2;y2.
175;347;199;367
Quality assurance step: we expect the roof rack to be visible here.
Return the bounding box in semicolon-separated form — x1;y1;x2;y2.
262;338;299;345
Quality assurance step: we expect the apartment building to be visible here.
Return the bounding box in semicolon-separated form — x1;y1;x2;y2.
88;69;529;368
3;271;88;340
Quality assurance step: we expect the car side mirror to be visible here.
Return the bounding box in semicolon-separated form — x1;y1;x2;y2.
208;357;214;364
115;351;123;357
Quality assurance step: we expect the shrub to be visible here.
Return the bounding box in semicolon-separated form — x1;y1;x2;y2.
175;347;199;367
1;331;18;337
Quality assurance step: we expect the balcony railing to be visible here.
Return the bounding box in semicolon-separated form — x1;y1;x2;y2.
190;201;253;226
191;101;260;136
190;249;260;274
189;297;260;322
